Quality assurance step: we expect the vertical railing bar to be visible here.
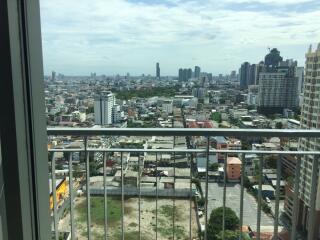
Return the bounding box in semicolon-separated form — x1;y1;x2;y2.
223;152;227;240
156;153;158;240
307;155;318;240
51;152;59;240
189;153;192;240
138;153;141;240
239;153;245;240
274;155;281;239
291;156;301;240
121;152;124;240
85;137;91;240
257;154;263;240
173;137;176;240
204;137;210;240
103;152;108;240
68;153;75;240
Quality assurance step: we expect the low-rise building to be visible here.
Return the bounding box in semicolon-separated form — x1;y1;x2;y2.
227;157;242;182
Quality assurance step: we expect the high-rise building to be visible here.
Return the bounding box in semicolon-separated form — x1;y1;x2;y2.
239;62;250;89
112;104;123;123
178;68;192;82
231;70;236;78
51;71;56;81
249;64;258;85
296;66;304;94
257;62;298;114
255;62;266;85
194;66;201;78
187;68;192;79
94;91;115;125
156;62;160;79
178;68;183;81
298;44;320;239
192;87;206;99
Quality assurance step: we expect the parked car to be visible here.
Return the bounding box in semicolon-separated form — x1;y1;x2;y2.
265;197;271;204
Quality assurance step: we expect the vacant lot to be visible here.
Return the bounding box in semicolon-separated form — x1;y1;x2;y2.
71;197;199;240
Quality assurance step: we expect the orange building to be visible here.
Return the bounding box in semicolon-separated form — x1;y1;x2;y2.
49;178;67;209
227;157;242;181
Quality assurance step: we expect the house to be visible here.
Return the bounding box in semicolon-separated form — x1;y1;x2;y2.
227;157;242;182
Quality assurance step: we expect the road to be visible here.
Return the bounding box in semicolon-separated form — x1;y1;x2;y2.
201;182;274;231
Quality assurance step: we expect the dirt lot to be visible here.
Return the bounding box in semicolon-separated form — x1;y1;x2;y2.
59;196;199;240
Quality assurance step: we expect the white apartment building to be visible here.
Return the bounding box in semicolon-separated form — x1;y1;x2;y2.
94;91;115;125
298;43;320;239
162;100;173;114
112;104;124;123
258;67;299;113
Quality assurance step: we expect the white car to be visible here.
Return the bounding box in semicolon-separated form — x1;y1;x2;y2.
265;197;271;203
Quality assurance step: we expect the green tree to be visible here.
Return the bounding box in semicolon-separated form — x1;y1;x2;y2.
197;197;205;207
89;161;100;176
210;163;219;171
275;122;283;129
241;140;251;150
265;155;278;169
216;230;239;240
243;176;252;189
86;106;94;114
212;112;222;123
208;207;239;239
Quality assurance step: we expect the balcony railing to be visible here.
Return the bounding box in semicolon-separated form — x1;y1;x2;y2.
47;128;320;240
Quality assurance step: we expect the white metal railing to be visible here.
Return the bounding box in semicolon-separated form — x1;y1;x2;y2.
47;128;320;240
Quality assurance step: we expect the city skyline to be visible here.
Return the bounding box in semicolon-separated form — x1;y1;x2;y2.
40;0;320;75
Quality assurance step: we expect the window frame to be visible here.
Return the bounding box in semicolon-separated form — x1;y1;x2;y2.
0;0;50;239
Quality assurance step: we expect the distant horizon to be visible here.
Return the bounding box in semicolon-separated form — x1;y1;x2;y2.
40;0;319;75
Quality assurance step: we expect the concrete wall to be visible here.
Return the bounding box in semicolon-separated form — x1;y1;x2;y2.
88;187;193;198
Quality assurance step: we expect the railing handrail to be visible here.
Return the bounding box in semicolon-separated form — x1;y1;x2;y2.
47;148;320;155
47;127;320;138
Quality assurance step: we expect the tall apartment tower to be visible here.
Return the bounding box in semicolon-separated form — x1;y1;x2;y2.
248;63;265;85
51;71;56;81
240;62;250;89
94;91;115;125
156;62;160;79
257;63;298;114
298;43;320;240
248;64;258;85
178;68;192;82
194;66;201;78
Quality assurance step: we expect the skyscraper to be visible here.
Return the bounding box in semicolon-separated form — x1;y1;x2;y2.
156;62;160;79
51;71;56;81
94;91;115;125
298;44;320;240
248;64;258;85
296;66;304;94
194;66;201;78
178;68;183;81
257;59;298;114
187;68;192;79
239;62;250;89
178;68;193;82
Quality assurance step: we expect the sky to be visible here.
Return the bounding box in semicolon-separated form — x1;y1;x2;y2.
40;0;320;76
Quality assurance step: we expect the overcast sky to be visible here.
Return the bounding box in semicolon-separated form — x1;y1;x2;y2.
40;0;320;76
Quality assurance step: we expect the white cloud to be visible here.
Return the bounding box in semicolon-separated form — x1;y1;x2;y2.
40;0;320;75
